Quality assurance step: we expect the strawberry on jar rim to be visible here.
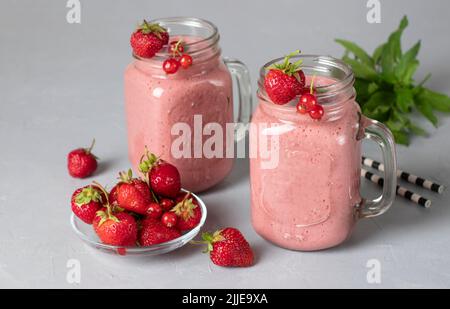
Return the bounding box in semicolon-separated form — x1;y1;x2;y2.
130;20;169;58
264;50;305;105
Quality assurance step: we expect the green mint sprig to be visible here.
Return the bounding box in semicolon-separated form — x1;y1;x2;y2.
335;16;450;145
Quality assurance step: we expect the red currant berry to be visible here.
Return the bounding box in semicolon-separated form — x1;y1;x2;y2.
309;104;324;120
169;40;184;55
180;54;193;69
162;58;180;74
296;102;308;114
161;212;178;228
160;198;175;211
298;93;317;112
146;202;163;219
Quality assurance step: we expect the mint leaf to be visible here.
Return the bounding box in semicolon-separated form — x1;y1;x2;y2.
342;56;378;81
336;15;449;145
409;122;428;137
391;129;410;145
395;87;414;112
381;16;409;82
395;41;421;83
415;94;438;126
373;43;385;64
335;39;374;67
417;87;450;112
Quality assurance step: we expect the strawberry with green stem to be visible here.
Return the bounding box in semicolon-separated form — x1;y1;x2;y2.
171;192;201;231
264;50;305;104
71;185;105;224
139;148;181;198
67;139;98;178
91;182;138;247
130;20;169;58
194;228;254;267
115;169;152;215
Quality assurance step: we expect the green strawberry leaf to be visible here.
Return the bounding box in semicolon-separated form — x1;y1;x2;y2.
75;186;102;206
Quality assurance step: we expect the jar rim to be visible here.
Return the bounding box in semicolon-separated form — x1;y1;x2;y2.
257;54;355;110
132;17;220;62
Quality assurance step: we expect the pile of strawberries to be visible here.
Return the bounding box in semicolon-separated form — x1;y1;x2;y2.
130;19;193;75
264;50;324;120
67;143;254;267
70;149;200;250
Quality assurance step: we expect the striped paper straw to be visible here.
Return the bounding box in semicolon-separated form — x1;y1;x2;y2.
362;156;445;194
361;168;432;208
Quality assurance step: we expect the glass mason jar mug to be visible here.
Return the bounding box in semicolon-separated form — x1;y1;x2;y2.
250;55;397;251
124;17;252;192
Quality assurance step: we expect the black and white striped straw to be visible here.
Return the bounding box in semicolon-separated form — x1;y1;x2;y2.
362;156;445;194
361;168;432;208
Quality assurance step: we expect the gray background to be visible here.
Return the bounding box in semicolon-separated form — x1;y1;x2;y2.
1;0;449;288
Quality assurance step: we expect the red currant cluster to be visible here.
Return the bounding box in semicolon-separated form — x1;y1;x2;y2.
296;80;324;120
162;40;193;74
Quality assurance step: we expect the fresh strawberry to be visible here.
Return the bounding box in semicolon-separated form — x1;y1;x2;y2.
71;185;105;224
200;228;254;267
93;207;138;246
139;150;181;198
67;139;98;178
108;184;120;206
116;169;151;215
264;50;305;104
139;218;181;246
171;192;201;231
130;20;168;58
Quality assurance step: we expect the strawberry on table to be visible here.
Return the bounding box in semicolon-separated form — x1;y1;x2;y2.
130;20;168;58
115;169;152;215
139;150;181;198
264;50;305;104
198;228;254;267
67;139;98;178
139;218;181;246
71;185;105;224
171;192;201;231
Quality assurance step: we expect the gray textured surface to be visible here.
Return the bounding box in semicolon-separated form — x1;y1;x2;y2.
1;0;450;288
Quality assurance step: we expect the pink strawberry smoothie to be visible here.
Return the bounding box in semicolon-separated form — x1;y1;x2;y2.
250;75;362;251
124;36;234;192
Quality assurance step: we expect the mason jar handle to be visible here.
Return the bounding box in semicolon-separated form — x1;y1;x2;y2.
224;58;253;141
358;115;398;218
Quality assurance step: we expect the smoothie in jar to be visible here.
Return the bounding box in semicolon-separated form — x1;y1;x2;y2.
124;18;252;192
250;54;397;251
